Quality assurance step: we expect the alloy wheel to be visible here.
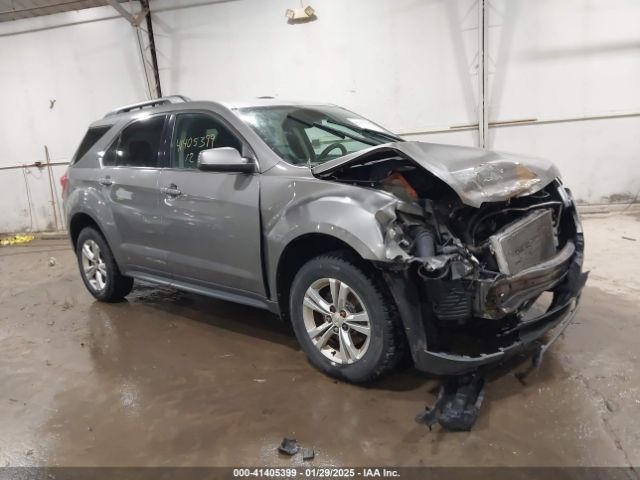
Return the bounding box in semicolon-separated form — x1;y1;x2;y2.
81;239;107;291
302;278;371;364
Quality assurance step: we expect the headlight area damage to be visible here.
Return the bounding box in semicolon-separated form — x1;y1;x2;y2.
313;141;588;430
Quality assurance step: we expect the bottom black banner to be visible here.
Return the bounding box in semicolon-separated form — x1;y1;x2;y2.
0;467;637;480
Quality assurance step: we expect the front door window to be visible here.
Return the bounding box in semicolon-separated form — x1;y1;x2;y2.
172;113;242;169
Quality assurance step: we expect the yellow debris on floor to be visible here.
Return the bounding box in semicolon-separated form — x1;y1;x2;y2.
0;234;35;246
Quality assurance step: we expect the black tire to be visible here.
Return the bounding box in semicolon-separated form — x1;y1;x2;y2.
76;227;133;302
289;251;405;384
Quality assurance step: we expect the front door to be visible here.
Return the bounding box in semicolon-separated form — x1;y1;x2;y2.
159;112;264;296
100;113;169;276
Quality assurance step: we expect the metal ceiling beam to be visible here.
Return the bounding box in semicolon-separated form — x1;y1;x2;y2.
0;0;114;22
0;0;88;15
104;0;145;25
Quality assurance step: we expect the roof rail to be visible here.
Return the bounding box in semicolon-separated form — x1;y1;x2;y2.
105;95;191;117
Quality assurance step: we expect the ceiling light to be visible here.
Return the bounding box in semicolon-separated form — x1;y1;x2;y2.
285;5;316;22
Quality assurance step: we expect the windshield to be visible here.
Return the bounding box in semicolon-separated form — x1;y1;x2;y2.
237;105;402;166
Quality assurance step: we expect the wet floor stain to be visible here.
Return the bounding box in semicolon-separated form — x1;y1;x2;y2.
0;239;638;467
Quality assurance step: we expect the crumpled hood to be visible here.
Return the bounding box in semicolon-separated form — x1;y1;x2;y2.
312;141;561;208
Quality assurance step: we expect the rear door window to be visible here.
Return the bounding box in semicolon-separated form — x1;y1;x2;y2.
103;115;167;167
72;126;111;164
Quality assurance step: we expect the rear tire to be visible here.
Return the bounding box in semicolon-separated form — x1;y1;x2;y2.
76;227;133;302
289;251;404;383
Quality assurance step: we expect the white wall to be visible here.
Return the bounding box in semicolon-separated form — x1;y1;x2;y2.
0;0;638;233
0;5;148;232
151;0;480;144
487;0;640;203
152;0;640;204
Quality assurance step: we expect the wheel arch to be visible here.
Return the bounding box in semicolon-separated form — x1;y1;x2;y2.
275;233;365;322
69;212;104;248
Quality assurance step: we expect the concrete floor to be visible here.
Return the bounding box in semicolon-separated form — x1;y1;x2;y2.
0;211;639;467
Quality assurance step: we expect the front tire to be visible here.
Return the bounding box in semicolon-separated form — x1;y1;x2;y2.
289;252;404;383
76;227;133;302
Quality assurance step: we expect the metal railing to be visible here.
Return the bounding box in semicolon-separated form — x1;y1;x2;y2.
396;109;640;137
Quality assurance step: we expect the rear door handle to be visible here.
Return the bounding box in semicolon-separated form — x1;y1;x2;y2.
98;177;113;186
161;184;182;197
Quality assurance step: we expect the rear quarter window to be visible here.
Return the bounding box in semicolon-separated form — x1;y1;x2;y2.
72;126;112;164
102;115;167;168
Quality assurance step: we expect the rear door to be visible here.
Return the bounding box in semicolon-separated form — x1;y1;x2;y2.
100;114;170;276
158;111;265;296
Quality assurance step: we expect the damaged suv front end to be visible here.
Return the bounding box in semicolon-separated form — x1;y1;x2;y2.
311;141;588;376
237;102;587;379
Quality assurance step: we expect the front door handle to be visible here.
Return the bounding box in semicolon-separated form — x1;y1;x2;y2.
161;184;182;197
98;177;113;186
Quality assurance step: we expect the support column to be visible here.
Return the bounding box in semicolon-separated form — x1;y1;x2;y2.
140;0;162;99
106;0;162;99
478;0;489;148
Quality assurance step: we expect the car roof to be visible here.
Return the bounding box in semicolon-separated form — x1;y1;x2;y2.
219;98;332;109
89;96;334;128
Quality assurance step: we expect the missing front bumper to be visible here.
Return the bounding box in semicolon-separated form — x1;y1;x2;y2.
412;294;582;376
383;240;588;376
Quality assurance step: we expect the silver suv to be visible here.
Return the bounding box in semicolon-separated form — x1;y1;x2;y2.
62;96;587;383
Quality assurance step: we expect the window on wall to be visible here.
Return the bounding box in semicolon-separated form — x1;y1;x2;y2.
103;115;166;167
172;113;243;169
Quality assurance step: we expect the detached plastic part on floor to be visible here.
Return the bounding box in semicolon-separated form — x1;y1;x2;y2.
0;234;35;246
415;371;486;431
277;438;300;456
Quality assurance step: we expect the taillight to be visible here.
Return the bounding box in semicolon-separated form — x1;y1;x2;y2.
60;171;69;196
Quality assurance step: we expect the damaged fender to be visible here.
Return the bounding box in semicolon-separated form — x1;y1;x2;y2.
260;173;406;301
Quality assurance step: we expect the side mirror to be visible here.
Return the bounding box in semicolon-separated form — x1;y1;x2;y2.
197;147;255;173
